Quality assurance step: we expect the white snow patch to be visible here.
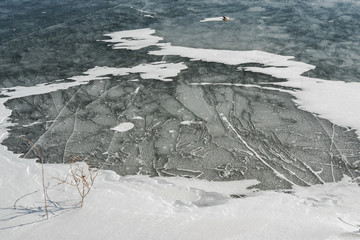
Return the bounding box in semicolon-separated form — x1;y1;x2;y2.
200;17;228;22
243;66;360;138
180;120;202;125
71;62;187;82
144;14;155;18
131;61;187;81
102;28;163;50
150;44;313;71
134;86;140;94
111;122;134;132
132;116;144;120
22;121;42;127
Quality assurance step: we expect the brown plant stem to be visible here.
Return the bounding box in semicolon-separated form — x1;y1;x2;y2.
53;156;97;208
20;137;48;220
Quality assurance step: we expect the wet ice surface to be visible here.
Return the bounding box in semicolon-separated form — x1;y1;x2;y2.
1;0;360;190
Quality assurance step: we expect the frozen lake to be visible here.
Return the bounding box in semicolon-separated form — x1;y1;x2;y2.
1;0;360;190
1;1;360;240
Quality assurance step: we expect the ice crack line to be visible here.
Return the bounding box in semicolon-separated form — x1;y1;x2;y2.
62;97;83;164
217;111;297;186
24;86;84;158
313;115;353;178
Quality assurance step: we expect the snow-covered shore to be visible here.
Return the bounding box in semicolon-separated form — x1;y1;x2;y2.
1;149;360;240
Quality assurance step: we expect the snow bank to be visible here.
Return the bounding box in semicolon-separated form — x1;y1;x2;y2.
1;149;360;240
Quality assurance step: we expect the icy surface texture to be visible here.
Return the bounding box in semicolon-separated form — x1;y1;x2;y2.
1;0;360;190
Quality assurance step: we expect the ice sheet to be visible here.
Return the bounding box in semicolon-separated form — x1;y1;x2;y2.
104;28;360;139
1;27;360;189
